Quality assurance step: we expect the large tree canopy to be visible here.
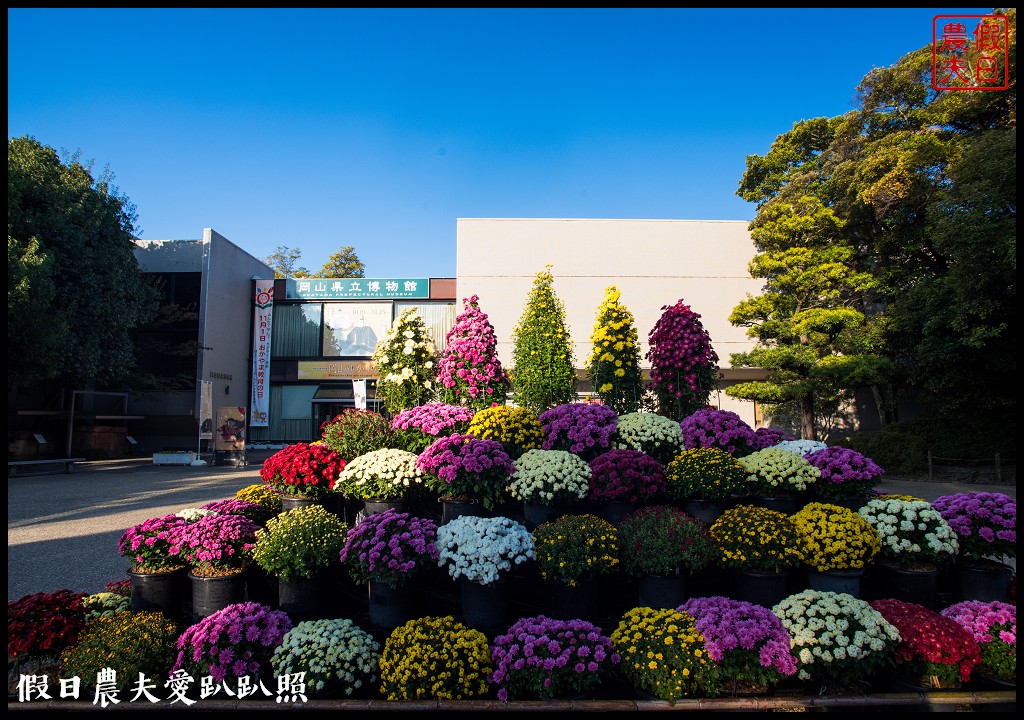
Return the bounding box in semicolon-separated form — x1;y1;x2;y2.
730;9;1015;437
8;136;160;392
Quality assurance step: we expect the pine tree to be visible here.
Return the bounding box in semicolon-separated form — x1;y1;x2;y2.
510;266;577;413
587;286;643;413
646;299;719;421
436;295;510;410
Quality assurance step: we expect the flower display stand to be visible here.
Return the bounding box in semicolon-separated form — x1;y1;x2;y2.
152;451;197;465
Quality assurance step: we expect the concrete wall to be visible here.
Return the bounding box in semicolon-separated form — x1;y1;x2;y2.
456;218;764;424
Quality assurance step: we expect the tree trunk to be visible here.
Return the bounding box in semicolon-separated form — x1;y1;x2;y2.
869;384;888;430
800;394;816;441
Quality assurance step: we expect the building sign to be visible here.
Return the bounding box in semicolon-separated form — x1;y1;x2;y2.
285;278;429;300
250;280;274;427
297;360;378;380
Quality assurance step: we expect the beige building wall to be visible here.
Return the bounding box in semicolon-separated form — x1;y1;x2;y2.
456;218;765;425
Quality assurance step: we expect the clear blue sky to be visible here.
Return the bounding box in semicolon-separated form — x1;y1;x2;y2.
7;7;993;278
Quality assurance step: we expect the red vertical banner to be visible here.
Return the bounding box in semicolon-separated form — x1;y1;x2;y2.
250;280;274;427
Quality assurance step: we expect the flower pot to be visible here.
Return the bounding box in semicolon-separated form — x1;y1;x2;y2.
245;563;279;607
440;498;484;525
549;577;599;621
637;573;688;609
598;500;636;526
460;579;508;630
804;568;863;597
682;498;725;526
129;567;188;617
953;561;1012;603
523;501;556;531
874;562;940;609
750;495;798;515
280;495;319;514
189;568;248;620
278;573;329;621
363;499;406;517
368;580;411;629
730;569;789;609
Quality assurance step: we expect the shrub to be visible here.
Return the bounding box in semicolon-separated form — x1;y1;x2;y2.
417;433;515;510
339;508;439;589
940;600;1016;682
710;504;802;573
332;448;426;501
679;408;757;457
251;505;348;582
588;448;666;503
617;505;718;576
741;448;821;496
117;514;189;573
466;405;545;459
436;515;535;586
259;442;346;500
271;618;382;696
805;446;884;500
612;411;683;465
858;497;959;569
508;448;591;506
587;286;644;414
791;502;881;572
170;513;261;575
931;492;1016;563
510;266;577;413
532;514;619;585
8;589;88;662
645;299;719;421
435;294;511;410
664;447;748;502
539;402;619;459
320;409;393;460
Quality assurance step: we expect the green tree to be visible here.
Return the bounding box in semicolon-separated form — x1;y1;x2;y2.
587;286;642;413
318;245;365;278
510;266;577;413
7;136;160;392
262;245;309;278
730;10;1015;437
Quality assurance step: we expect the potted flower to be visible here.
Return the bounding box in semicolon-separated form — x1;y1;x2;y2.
82;591;131;621
611;606;717;702
587;449;666;512
539;402;619;460
751;427;794;450
259;442;346;506
332;448;426;512
870;598;983;690
372;306;437;416
771;439;828;457
436;515;535;629
118;513;191;615
509;448;592;528
379;615;493;700
235;482;283;515
339;508;439;628
435;294;512;410
533;514;618;621
271;617;382;697
466;405;545;459
858;496;959;608
321;408;394;460
417;433;516;512
60;610;178;691
490;615;619;701
806;446;884;508
932;491;1016;602
679;596;799;696
171;601;292;684
679;408;757;457
664;447;747;524
774;590;900;693
202;497;277;526
170;513;261;618
709;504;802;608
390;402;477;453
618;505;718;608
612;411;683;465
741;447;820;512
940;600;1016;686
251;505;348;619
791;502;881;597
8;590;88;676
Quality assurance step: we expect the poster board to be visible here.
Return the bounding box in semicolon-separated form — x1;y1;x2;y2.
199;381;214;440
215;406;246;452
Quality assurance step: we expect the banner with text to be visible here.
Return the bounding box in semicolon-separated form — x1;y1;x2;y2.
199;380;213;440
250;280;274;427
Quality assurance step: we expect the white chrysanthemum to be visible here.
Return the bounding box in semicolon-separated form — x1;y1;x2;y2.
436;515;535;585
508;449;591;504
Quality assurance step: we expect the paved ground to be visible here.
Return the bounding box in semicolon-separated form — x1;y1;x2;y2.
7;454;1016;602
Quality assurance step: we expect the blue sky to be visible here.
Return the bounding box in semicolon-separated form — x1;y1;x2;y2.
7;7;994;278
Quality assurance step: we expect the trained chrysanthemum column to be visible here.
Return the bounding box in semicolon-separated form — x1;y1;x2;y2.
510;266;577;413
436;294;510;410
646;299;719;421
372;307;436;416
587;286;643;413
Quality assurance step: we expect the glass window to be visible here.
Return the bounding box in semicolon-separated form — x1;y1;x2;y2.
272;304;322;357
394;302;456;352
281;385;317;419
322;302;393;357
